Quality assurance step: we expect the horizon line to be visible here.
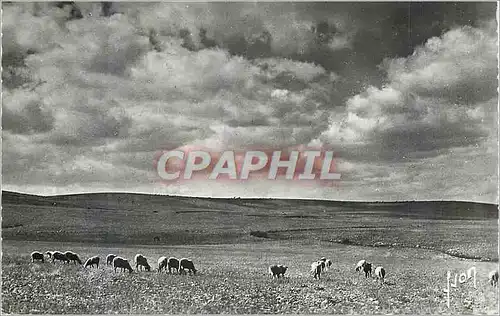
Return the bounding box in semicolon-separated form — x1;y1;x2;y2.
2;189;499;206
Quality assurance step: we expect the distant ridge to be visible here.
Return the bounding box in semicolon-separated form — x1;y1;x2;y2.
2;190;498;206
2;190;497;260
2;190;498;220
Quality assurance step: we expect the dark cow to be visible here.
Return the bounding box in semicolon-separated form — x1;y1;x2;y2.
64;251;82;264
363;262;373;278
52;251;70;264
84;256;100;269
106;254;117;266
134;254;151;272
113;257;133;273
179;258;197;275
269;264;288;278
31;251;44;263
167;257;180;274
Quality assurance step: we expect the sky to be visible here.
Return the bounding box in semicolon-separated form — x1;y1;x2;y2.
2;2;499;203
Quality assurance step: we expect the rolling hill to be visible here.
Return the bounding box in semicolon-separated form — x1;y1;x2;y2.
2;190;498;260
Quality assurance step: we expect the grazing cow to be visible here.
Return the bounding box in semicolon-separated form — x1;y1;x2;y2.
167;257;180;274
52;251;70;264
45;251;54;258
84;256;100;269
355;260;367;272
179;258;197;275
134;254;151;272
106;254;117;266
319;258;328;272
64;251;82;264
325;259;332;270
157;256;168;272
269;264;288;278
363;262;373;278
31;251;44;263
489;270;498;287
319;258;332;271
375;266;386;283
112;257;133;273
311;261;322;280
315;260;326;272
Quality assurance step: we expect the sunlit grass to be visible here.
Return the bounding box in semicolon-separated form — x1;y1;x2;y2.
2;241;498;314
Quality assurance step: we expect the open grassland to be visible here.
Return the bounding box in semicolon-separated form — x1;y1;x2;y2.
2;240;499;314
2;191;498;313
2;191;498;261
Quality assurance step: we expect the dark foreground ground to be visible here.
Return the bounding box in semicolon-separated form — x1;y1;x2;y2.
2;191;499;314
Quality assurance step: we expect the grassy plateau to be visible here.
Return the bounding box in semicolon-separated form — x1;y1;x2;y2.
2;191;499;314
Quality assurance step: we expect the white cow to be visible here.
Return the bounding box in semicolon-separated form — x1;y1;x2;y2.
311;261;322;280
355;259;367;272
375;266;386;283
489;270;498;287
157;256;168;272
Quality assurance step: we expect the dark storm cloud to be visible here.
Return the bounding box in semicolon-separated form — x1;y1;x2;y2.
289;2;497;99
317;19;497;165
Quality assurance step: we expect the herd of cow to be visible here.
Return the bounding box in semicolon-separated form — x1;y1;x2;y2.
268;257;386;282
30;251;197;275
29;250;499;287
30;251;381;281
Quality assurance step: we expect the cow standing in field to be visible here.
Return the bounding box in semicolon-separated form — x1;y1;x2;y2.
375;266;386;283
134;254;151;272
106;254;117;266
179;258;197;275
319;258;332;272
167;257;180;274
52;251;70;264
489;270;498;287
113;257;133;273
269;265;288;278
363;262;373;278
325;259;332;271
31;251;44;263
84;256;100;269
355;260;367;272
64;251;82;265
318;260;326;272
157;256;168;272
311;261;322;280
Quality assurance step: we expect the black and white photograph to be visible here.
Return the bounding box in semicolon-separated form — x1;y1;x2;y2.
1;1;499;314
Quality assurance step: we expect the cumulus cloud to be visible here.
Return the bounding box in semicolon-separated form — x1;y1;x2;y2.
2;2;497;203
2;90;55;134
384;22;498;105
117;2;353;58
317;20;498;163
